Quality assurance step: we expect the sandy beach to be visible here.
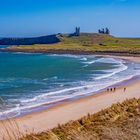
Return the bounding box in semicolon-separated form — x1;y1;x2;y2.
0;55;140;139
98;55;140;63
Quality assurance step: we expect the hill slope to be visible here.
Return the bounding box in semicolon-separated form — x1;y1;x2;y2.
1;33;140;55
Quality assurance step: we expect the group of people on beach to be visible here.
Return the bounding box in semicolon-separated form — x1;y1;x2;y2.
107;87;126;93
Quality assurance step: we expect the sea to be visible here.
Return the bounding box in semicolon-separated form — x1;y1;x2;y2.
0;45;140;120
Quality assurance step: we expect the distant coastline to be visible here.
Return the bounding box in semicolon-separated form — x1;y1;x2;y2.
1;32;140;57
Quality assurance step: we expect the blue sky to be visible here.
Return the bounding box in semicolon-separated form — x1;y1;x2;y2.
0;0;140;37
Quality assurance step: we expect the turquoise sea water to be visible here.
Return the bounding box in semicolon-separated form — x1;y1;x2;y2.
0;45;9;48
0;45;140;119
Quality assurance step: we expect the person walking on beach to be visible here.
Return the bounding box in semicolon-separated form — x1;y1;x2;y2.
107;88;109;92
124;87;126;92
114;87;116;92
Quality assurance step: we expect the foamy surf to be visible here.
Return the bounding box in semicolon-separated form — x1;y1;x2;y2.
95;62;128;80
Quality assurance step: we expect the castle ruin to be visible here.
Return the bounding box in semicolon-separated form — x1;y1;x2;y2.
75;27;80;36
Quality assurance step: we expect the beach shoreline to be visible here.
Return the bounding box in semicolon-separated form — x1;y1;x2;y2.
0;73;139;121
1;47;140;62
1;47;140;57
0;54;140;139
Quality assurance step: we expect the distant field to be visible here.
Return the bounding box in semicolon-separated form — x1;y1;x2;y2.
21;98;140;140
7;33;140;54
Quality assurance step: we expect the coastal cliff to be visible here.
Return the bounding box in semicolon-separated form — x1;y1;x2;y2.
0;35;60;45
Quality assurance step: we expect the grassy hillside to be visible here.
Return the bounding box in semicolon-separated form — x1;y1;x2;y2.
21;98;140;140
7;33;140;54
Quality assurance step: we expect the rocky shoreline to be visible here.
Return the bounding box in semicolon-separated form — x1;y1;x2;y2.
0;47;140;57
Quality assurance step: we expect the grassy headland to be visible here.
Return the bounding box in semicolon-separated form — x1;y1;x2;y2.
21;98;140;140
2;33;140;55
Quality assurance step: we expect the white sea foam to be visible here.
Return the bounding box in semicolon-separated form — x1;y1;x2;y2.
83;57;124;65
83;65;88;68
0;104;21;119
80;57;88;61
48;54;80;58
20;85;88;104
12;52;42;55
95;63;128;80
83;60;96;64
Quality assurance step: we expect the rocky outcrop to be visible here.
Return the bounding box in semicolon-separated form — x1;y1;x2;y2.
0;35;60;45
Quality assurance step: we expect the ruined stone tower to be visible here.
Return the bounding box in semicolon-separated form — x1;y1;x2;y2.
75;27;80;36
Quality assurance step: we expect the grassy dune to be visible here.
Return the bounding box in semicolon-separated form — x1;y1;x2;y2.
21;98;140;140
9;33;140;54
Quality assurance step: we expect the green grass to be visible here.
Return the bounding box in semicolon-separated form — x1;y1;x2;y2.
21;98;140;140
9;33;140;54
